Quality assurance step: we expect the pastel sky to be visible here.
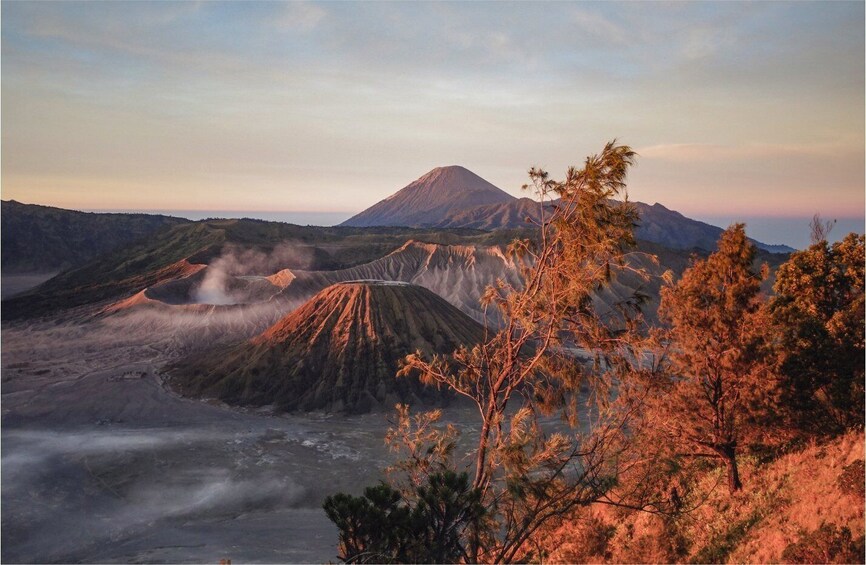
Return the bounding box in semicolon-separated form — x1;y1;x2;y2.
2;1;864;233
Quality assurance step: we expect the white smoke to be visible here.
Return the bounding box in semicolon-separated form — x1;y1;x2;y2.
191;243;314;305
193;267;236;305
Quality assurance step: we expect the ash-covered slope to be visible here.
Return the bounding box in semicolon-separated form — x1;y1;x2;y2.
341;166;515;227
169;281;484;413
271;240;524;323
432;197;545;231
269;239;700;326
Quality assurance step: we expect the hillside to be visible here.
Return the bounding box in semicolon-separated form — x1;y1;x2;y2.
272;240;525;323
2;204;789;323
431;197;545;231
542;431;865;563
270;239;703;325
1;200;189;274
434;199;792;254
169;281;484;413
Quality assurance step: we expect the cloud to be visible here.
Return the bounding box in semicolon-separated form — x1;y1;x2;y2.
570;9;629;46
191;243;316;305
637;142;860;164
272;1;327;31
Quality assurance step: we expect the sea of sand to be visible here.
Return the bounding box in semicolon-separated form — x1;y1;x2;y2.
0;294;488;563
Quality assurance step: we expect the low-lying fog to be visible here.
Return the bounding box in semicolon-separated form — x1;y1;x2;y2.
0;304;481;563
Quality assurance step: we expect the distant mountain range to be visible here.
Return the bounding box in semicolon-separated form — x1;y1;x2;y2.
341;166;794;254
1;169;794;320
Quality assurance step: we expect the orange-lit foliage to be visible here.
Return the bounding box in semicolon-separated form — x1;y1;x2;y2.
545;430;864;563
395;141;657;562
653;224;769;493
768;231;865;434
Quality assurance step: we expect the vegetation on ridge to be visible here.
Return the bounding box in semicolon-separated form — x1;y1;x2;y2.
0;199;189;274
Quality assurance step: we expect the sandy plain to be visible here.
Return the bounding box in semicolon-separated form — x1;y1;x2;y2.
0;296;461;563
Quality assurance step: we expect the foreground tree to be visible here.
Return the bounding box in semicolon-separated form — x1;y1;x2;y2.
652;225;768;494
326;141;668;562
768;221;865;434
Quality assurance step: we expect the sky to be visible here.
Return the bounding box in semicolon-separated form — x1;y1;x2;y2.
2;1;864;247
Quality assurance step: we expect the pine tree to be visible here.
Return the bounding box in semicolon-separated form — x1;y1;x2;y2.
656;225;768;493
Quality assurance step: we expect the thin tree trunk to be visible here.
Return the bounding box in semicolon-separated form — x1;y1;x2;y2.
721;445;742;493
474;417;491;489
469;414;492;563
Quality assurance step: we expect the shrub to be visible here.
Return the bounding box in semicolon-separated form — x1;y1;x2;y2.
781;523;865;564
837;459;865;498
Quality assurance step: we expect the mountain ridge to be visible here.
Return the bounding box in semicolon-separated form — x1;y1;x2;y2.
340;167;795;253
1;199;190;274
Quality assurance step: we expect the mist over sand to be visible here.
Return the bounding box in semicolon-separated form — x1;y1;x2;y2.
0;237;591;562
0;301;397;563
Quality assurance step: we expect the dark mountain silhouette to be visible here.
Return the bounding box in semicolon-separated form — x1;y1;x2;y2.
631;202;793;254
1;200;189;274
340;166;515;228
169;281;484;413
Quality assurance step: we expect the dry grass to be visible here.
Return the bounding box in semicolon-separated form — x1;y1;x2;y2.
542;430;864;563
728;431;864;563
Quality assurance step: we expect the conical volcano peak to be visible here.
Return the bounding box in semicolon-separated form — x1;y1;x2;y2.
341;166;515;227
170;281;483;413
424;164;470;175
406;165;508;197
417;165;482;183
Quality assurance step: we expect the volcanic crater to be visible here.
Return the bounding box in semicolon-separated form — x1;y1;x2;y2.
168;280;484;413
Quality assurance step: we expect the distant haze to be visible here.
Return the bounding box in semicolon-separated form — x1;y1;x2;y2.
87;209;353;226
694;215;864;251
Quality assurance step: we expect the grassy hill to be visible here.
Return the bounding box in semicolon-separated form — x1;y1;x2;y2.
1;200;189;274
